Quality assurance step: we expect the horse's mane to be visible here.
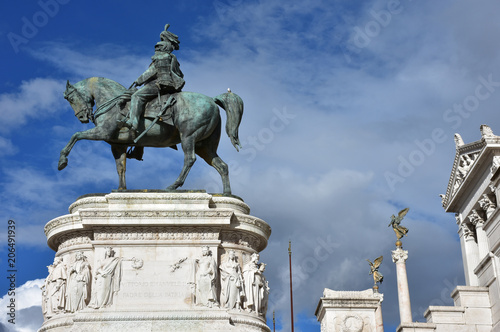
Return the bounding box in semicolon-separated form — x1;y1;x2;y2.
73;77;127;103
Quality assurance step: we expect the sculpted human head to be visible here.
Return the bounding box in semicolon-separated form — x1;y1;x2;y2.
251;253;259;263
155;41;174;53
202;246;211;256
105;247;115;258
228;250;236;260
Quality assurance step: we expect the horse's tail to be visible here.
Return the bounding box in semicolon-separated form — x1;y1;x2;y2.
214;91;244;151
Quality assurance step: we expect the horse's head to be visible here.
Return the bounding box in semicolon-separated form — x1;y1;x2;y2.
64;80;94;123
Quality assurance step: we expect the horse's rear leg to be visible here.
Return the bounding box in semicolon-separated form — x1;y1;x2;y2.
196;144;231;195
112;145;128;190
167;137;197;191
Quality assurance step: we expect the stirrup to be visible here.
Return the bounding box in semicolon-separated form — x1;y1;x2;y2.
117;117;130;128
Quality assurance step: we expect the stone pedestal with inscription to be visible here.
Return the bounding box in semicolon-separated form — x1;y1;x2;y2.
39;191;271;332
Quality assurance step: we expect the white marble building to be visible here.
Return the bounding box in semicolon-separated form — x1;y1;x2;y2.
430;124;500;332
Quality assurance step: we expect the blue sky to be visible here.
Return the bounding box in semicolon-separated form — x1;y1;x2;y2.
2;0;500;331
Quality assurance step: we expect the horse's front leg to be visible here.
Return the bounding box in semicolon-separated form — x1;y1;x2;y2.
58;127;111;171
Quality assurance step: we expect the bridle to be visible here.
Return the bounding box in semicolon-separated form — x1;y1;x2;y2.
65;85;95;124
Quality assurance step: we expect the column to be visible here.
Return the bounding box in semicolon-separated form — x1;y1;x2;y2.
469;209;489;259
392;246;412;324
461;222;480;286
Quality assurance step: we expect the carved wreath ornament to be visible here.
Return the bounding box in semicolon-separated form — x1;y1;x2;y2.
340;315;364;332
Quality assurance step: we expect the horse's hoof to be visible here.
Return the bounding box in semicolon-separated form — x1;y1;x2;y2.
166;185;177;191
58;158;68;171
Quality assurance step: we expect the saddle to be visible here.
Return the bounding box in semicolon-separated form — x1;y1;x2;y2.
112;89;178;161
142;95;175;126
115;88;176;126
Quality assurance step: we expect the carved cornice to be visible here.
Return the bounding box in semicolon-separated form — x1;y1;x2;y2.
39;320;74;332
210;196;250;214
78;210;233;219
69;193;214;214
69;196;108;213
106;193;211;201
391;247;408;263
443;139;485;209
45;215;81;235
237;215;272;238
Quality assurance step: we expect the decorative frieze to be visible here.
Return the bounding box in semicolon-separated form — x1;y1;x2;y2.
452;152;479;196
221;231;261;251
57;231;93;250
93;226;221;241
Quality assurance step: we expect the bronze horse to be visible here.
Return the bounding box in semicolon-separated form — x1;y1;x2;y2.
59;77;243;194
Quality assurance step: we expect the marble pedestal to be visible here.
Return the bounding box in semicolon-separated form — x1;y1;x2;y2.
315;288;383;332
39;191;271;332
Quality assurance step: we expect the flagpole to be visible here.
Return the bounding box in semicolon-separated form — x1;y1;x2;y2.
273;310;276;332
289;240;294;332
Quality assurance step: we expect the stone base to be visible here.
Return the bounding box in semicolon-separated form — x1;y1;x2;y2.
39;191;272;332
422;285;492;332
396;322;436;332
40;310;270;332
315;288;383;332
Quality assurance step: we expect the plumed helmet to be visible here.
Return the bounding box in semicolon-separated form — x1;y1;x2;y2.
159;24;180;50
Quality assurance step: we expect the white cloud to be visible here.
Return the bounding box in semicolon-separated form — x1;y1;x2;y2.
0;78;66;133
0;279;44;332
30;43;150;86
0;136;17;156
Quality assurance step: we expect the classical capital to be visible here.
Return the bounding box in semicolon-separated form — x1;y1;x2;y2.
391;247;408;263
479;194;496;216
468;209;485;227
461;222;475;241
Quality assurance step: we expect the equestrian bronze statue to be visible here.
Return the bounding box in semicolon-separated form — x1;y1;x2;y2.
58;25;243;195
